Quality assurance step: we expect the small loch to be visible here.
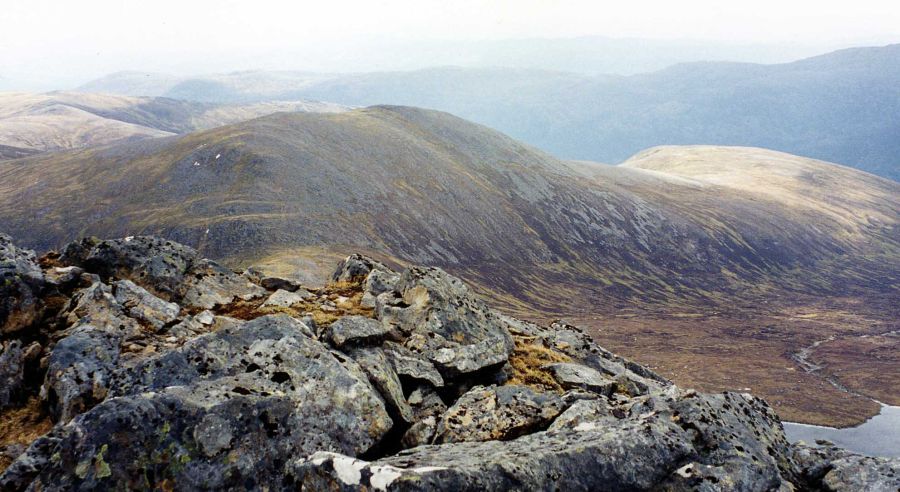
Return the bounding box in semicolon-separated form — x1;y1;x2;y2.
783;404;900;458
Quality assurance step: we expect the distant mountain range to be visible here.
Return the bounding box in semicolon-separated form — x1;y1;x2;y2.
80;44;900;181
0;91;345;158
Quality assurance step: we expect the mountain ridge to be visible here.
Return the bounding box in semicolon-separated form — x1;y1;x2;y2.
76;44;900;180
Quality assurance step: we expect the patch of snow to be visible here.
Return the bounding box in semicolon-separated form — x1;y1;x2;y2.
124;236;134;242
215;154;221;159
193;161;200;166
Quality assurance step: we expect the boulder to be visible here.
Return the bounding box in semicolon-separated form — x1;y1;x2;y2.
260;288;311;308
59;237;265;310
383;342;444;388
377;267;513;379
290;389;802;491
0;233;47;335
327;316;392;348
332;254;394;283
434;385;566;444
289;412;696;491
179;259;266;309
260;276;302;292
63;281;142;340
543;362;616;395
0;341;27;410
7;315;393;490
400;386;448;448
792;443;900;491
60;236;198;301
43;265;84;289
349;347;414;424
112;280;179;331
42;325;121;423
361;269;401;308
653;390;798;490
548;398;613;431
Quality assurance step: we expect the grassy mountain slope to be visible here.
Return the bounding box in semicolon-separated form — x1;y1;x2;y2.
0;107;896;425
0;107;894;309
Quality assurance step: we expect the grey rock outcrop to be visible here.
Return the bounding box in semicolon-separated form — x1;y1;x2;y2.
434;385;565;444
0;341;27;410
112;280;179;330
59;236;265;309
792;443;900;491
42;325;120;423
327;315;392;348
1;234;47;335
0;237;895;491
378;267;513;379
543;362;616;395
8;315;393;490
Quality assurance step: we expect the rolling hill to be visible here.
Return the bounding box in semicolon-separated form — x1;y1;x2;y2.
0;91;346;157
80;44;900;180
0;106;896;425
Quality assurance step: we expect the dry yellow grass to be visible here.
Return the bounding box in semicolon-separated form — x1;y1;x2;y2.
216;279;374;327
0;397;52;474
505;337;572;393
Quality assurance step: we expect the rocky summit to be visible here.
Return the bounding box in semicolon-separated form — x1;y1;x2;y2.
0;234;897;491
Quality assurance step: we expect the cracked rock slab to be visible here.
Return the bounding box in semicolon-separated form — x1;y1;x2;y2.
434;385;566;444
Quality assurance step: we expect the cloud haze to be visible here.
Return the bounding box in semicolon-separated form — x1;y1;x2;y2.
2;0;899;89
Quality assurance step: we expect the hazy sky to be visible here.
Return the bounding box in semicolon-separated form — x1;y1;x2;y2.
2;0;899;89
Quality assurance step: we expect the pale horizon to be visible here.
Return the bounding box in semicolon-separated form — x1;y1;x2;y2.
3;0;900;90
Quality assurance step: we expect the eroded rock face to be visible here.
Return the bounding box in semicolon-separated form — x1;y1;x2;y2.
43;325;120;423
58;236;265;309
328;316;392;348
0;234;47;335
112;280;179;330
8;315;393;490
0;341;27;410
0;239;896;491
792;443;900;491
378;267;513;379
434;385;566;444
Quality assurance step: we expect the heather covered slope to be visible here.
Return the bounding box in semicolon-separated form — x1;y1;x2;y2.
0;106;895;311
